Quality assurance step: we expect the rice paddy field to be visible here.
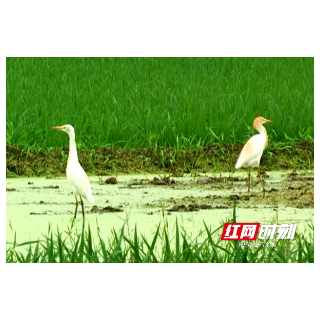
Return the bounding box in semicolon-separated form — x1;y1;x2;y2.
6;57;314;263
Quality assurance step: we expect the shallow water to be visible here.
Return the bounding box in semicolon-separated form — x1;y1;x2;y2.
6;171;314;245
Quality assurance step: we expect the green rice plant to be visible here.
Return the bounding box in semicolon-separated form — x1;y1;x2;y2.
6;57;313;151
6;205;314;263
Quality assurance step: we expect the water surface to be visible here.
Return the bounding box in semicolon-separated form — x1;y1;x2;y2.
6;171;314;245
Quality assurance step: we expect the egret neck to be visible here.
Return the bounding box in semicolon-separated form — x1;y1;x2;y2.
254;118;268;150
67;130;79;165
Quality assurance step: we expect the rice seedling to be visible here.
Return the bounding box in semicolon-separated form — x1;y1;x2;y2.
6;206;314;263
6;57;313;151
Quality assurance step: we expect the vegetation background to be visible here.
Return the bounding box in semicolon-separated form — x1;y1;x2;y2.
6;58;314;264
6;57;314;150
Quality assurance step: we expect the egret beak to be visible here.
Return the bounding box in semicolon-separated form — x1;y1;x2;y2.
265;119;272;123
52;126;63;130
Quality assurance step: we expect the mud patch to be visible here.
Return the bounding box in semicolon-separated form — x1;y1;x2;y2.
152;176;175;185
30;212;47;215
90;205;124;213
28;185;59;189
100;177;118;184
6;171;314;245
6;188;17;192
147;171;314;210
168;204;213;212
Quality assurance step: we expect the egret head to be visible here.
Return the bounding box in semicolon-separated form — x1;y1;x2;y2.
52;124;74;132
52;124;76;140
253;116;272;129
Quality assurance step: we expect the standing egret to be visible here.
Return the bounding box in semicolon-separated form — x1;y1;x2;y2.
52;124;95;218
235;116;272;192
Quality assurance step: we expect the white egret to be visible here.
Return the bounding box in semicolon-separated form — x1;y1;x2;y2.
52;124;95;218
235;116;272;192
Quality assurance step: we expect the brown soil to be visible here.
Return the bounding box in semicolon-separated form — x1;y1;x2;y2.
6;141;314;177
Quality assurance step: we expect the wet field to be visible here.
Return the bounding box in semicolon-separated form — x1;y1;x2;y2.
6;170;314;245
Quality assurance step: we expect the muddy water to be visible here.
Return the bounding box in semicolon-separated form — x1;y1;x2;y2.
6;171;314;245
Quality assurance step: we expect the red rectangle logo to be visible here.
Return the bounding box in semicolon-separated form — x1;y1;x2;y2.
221;223;260;240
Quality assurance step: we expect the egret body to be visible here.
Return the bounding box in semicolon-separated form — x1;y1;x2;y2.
52;124;95;218
235;116;272;192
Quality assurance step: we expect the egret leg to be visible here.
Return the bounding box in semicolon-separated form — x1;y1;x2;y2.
80;196;85;218
247;168;251;193
74;195;79;219
257;170;266;197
